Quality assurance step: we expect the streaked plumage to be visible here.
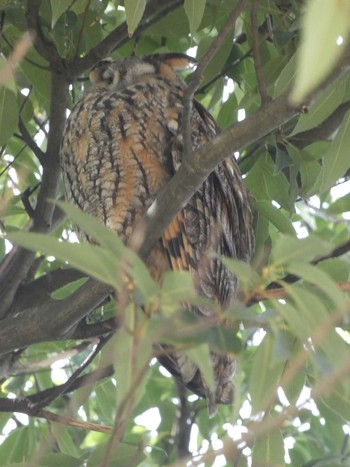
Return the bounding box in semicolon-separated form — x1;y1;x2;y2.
60;53;254;415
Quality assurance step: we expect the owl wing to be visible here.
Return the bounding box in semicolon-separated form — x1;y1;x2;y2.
157;99;253;415
161;99;253;307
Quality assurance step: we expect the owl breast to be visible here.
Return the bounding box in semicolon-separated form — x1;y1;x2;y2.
62;76;182;240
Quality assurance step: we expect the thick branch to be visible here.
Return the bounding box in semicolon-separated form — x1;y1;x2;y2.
0;72;69;318
7;268;85;317
0;278;112;354
33;73;68;230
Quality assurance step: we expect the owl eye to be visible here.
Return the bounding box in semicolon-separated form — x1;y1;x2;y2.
102;67;116;85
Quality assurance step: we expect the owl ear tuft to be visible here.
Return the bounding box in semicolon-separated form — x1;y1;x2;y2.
155;53;198;71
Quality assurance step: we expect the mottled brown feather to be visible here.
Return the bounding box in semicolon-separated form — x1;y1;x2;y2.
60;53;254;416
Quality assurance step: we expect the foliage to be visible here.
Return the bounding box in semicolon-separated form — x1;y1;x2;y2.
0;0;350;466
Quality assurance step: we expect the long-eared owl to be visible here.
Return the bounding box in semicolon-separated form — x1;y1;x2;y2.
60;53;254;416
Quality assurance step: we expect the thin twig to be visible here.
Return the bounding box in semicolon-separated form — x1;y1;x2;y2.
250;0;269;104
35;408;114;433
181;0;248;162
17;117;45;164
265;238;350;294
196;48;252;96
33;337;110;409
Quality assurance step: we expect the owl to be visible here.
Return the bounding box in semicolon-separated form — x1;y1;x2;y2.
60;53;254;416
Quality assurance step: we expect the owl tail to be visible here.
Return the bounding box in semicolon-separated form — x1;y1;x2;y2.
157;345;234;417
203;378;234;418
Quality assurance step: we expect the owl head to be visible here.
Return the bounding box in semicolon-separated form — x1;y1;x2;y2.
89;53;197;90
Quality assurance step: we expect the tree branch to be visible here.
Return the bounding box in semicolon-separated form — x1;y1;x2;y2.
17;117;45;164
68;0;183;78
25;0;62;70
31;336;110;409
0;278;112;354
289;100;350;148
174;383;192;459
0;399;114;434
264;238;350;294
7;268;86;318
0;72;69;318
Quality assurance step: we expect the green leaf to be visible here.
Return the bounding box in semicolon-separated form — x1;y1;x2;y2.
254;200;296;236
0;56;17;92
290;73;348;136
0;87;18;146
53;425;81;458
0;0;18;8
185;343;215;391
252;423;285;466
125;0;146;37
314;110;350;193
249;334;284;414
50;0;73;29
222;257;260;291
87;441;145;467
286;262;344;308
8;232;119;287
217;93;238;129
281;284;349;368
291;0;350;104
283;362;306;405
108;304;152;414
245;153;291;211
320;377;350;421
208;326;242;354
317;258;350;282
161;270;195;312
95;380;117;424
41;453;82;467
184;0;206;35
128;255;158;305
145;7;189;38
21;57;51;102
0;426;35;463
327;191;350;214
272;235;332;267
56;201;126;257
274;52;296;97
50;276;88;299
